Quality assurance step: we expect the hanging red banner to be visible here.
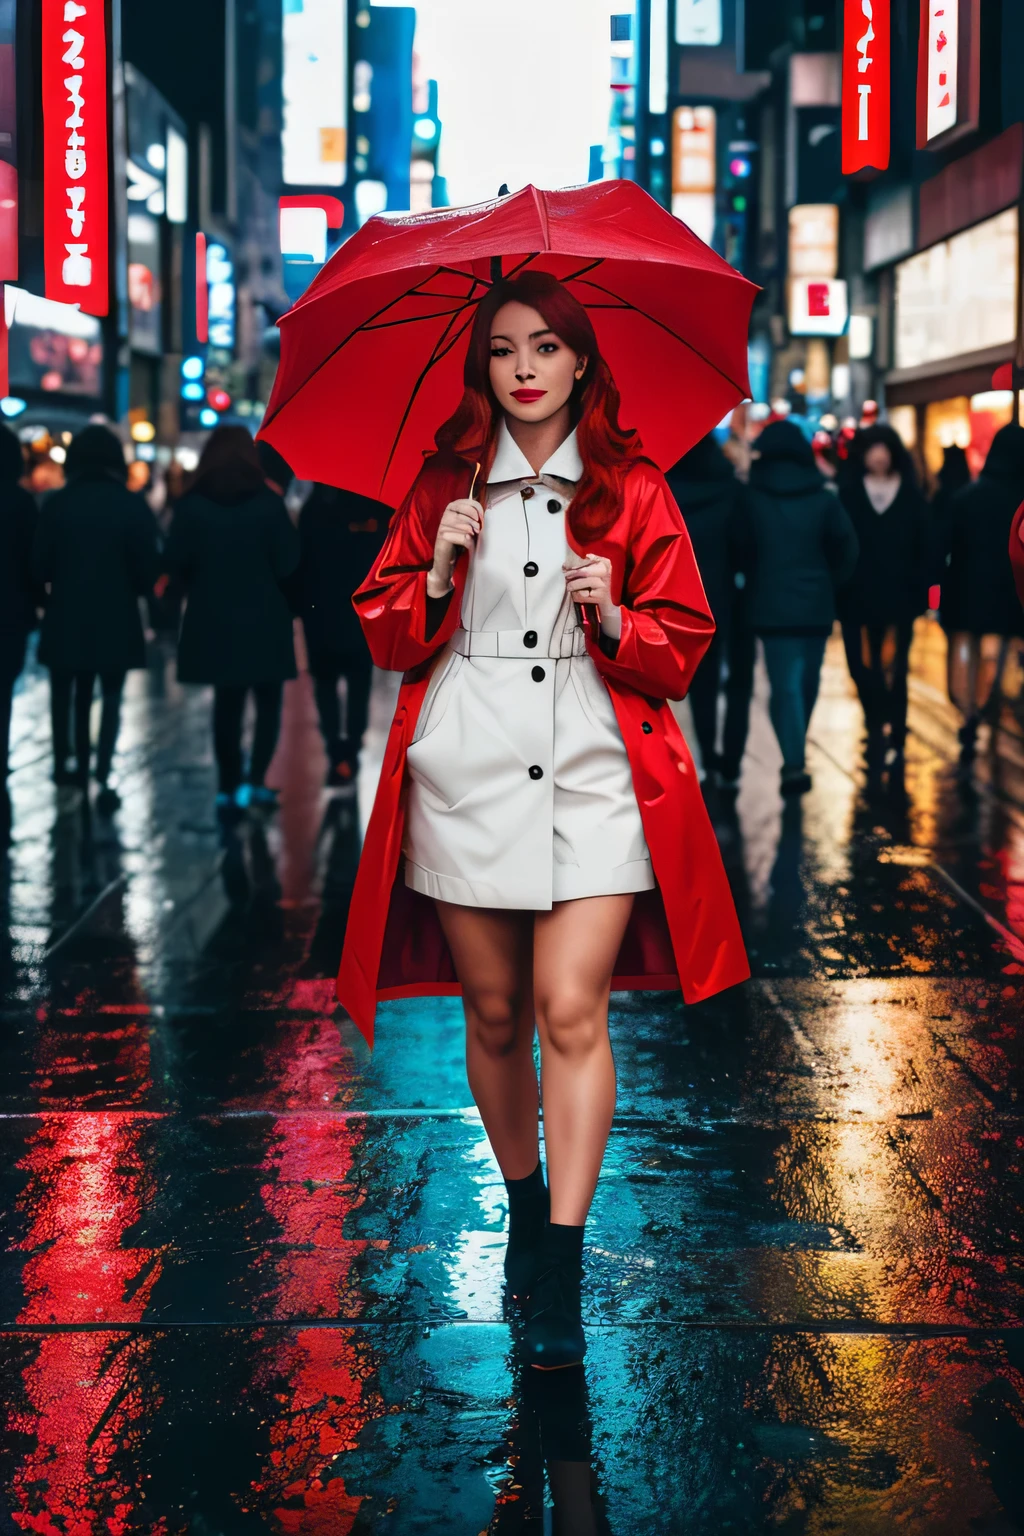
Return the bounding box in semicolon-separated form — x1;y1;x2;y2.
842;0;890;174
42;0;108;316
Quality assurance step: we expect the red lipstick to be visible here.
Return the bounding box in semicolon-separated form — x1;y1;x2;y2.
511;388;546;403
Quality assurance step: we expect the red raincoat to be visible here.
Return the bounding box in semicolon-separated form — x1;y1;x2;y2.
1011;500;1024;611
336;451;750;1047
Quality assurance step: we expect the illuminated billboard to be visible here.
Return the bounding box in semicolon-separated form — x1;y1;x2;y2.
282;0;346;186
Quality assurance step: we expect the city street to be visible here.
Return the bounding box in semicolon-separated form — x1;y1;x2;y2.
0;631;1020;1533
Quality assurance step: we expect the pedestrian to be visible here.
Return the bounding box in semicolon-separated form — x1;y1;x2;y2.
735;419;858;795
335;271;748;1370
0;425;39;843
33;424;159;810
928;443;970;615
837;424;930;786
296;483;387;788
163;425;300;812
941;423;1024;774
665;433;740;782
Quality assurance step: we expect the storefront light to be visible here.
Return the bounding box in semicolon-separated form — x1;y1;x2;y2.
131;420;156;443
181;382;204;401
198;407;218;428
182;355;205;381
0;397;26;417
49;445;66;463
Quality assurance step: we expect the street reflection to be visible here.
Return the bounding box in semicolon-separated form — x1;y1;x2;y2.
487;1365;608;1535
244;999;378;1530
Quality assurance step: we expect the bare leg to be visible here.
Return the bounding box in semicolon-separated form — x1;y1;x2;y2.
533;894;634;1227
435;900;539;1179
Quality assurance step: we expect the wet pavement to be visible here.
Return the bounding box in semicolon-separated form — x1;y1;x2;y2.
1;625;1022;1534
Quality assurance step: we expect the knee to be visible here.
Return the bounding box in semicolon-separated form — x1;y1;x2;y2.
465;988;528;1059
536;988;603;1058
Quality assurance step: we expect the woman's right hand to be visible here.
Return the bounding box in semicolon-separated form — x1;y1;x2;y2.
427;498;483;598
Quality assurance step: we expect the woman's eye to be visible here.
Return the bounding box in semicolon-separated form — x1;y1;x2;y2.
490;346;511;357
538;342;558;354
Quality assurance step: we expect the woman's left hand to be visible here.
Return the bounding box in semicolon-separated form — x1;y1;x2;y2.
563;554;621;639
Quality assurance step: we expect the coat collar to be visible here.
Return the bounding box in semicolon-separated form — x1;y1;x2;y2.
488;420;583;485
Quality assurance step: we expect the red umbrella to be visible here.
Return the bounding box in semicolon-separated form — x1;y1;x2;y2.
258;181;757;506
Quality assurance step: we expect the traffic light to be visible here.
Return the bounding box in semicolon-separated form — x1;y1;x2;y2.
722;140;757;273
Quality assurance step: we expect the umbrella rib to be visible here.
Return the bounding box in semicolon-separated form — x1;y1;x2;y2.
262;268;488;433
574;276;747;396
378;300;483;493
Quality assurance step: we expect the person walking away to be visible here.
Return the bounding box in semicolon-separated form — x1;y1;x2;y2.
665;434;740;783
164;426;300;812
0;426;39;843
736;420;858;795
33;425;159;811
941;423;1024;777
930;443;970;604
296;483;387;789
837;425;930;788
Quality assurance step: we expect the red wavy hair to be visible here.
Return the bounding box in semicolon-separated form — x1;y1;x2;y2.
434;271;644;539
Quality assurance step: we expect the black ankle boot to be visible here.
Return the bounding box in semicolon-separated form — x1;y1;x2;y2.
522;1259;586;1370
503;1163;549;1301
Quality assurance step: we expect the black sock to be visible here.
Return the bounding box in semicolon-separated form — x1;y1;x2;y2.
504;1162;548;1248
544;1221;585;1268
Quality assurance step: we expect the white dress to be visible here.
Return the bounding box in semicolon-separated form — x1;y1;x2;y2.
403;422;654;911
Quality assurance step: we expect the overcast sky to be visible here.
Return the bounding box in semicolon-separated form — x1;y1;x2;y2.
373;0;617;205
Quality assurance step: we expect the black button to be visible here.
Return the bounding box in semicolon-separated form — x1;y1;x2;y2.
529;764;544;780
523;561;538;577
521;485;535;499
641;721;653;734
523;630;538;648
531;665;545;682
547;498;561;514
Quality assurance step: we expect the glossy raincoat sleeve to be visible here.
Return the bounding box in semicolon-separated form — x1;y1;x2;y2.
351;462;462;672
588;466;715;701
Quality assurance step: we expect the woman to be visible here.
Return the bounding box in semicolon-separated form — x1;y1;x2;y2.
33;425;159;808
665;433;741;782
164;426;299;811
942;423;1024;775
0;425;38;841
838;424;929;785
735;420;858;795
335;272;748;1369
296;483;387;788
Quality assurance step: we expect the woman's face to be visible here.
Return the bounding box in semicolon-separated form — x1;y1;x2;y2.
488;301;587;424
864;442;894;476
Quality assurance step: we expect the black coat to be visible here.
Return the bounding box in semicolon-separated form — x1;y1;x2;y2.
837;477;930;626
735;459;859;634
33;475;159;673
297;486;388;662
165;488;300;686
942;429;1024;638
665;444;739;626
0;482;40;638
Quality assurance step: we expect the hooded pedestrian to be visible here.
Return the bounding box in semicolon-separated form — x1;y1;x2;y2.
0;425;38;841
296;483;387;788
735;420;858;795
163;425;300;811
33;424;159;807
665;433;749;787
942;422;1024;773
837;424;930;785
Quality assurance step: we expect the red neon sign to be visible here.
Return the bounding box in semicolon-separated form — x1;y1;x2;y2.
195;231;208;344
42;0;108;316
842;0;890;174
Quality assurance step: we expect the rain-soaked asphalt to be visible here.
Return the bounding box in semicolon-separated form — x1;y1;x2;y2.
0;623;1022;1534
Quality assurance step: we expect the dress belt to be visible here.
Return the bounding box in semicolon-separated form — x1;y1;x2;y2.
449;627;588;660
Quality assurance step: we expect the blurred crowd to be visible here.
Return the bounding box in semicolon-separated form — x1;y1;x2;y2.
2;405;1024;847
0;420;387;843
